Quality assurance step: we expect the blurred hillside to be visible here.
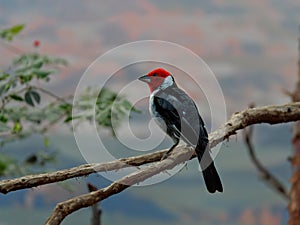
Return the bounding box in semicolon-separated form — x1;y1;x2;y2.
0;0;299;109
0;1;299;225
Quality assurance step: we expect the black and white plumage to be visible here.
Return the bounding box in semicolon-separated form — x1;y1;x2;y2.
138;68;223;193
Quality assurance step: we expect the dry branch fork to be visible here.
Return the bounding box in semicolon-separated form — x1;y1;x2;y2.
0;102;300;225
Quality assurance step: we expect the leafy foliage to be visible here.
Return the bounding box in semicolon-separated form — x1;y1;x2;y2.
72;87;140;134
0;51;69;139
0;24;24;41
0;24;139;176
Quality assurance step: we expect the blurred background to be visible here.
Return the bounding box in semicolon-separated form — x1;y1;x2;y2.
0;1;299;224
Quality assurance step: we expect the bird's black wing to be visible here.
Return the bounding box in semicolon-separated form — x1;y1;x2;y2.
153;87;207;146
154;86;222;193
167;87;209;145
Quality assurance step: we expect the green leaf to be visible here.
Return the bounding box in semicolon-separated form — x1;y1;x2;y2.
0;24;25;41
24;91;34;106
131;106;142;113
10;24;25;35
59;103;72;111
24;90;40;106
120;99;141;113
120;100;132;110
0;115;8;123
32;59;44;69
0;83;10;96
30;90;41;104
19;74;34;84
13;54;29;66
44;136;50;147
34;69;52;79
0;73;9;81
9;94;23;101
12;122;22;133
64;115;81;123
96;110;112;127
64;116;73;123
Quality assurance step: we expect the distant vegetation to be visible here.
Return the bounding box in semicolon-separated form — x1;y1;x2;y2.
0;24;137;177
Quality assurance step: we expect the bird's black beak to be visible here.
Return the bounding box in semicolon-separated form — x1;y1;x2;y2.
138;75;150;83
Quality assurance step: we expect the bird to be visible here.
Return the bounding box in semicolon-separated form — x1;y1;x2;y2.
138;68;223;193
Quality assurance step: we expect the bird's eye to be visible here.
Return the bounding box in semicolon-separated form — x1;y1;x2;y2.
152;73;158;76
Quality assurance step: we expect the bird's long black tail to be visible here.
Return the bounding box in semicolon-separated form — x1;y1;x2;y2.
195;144;223;193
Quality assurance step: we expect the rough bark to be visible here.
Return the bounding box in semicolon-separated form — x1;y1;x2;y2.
0;102;299;224
0;150;166;194
0;102;299;196
288;35;300;225
42;102;300;225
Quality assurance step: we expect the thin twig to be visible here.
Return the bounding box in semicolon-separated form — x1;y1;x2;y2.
243;125;289;200
0;40;24;55
87;183;101;225
30;85;70;103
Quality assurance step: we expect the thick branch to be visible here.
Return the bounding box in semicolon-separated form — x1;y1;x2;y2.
45;146;194;225
288;34;300;225
0;102;300;224
1;102;300;195
209;102;300;147
43;102;300;225
0;150;166;194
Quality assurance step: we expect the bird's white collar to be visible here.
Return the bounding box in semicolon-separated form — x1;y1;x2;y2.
159;75;174;90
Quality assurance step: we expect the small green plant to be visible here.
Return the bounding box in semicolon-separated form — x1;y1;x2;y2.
0;24;139;176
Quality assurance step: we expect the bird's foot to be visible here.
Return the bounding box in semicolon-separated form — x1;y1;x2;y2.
160;152;170;161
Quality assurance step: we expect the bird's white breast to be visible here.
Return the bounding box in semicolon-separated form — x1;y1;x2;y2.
149;89;159;117
149;89;167;130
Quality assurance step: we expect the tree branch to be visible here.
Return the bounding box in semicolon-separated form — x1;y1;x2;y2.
0;39;24;55
1;102;299;195
0;149;166;194
45;146;195;225
87;183;102;225
288;32;300;225
0;102;300;224
208;102;300;147
243;125;289;200
30;85;70;103
43;102;300;225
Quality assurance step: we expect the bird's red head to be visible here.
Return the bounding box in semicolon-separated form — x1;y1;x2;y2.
147;68;171;78
138;68;173;92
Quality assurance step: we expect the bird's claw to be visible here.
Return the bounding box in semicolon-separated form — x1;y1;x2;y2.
160;152;169;161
